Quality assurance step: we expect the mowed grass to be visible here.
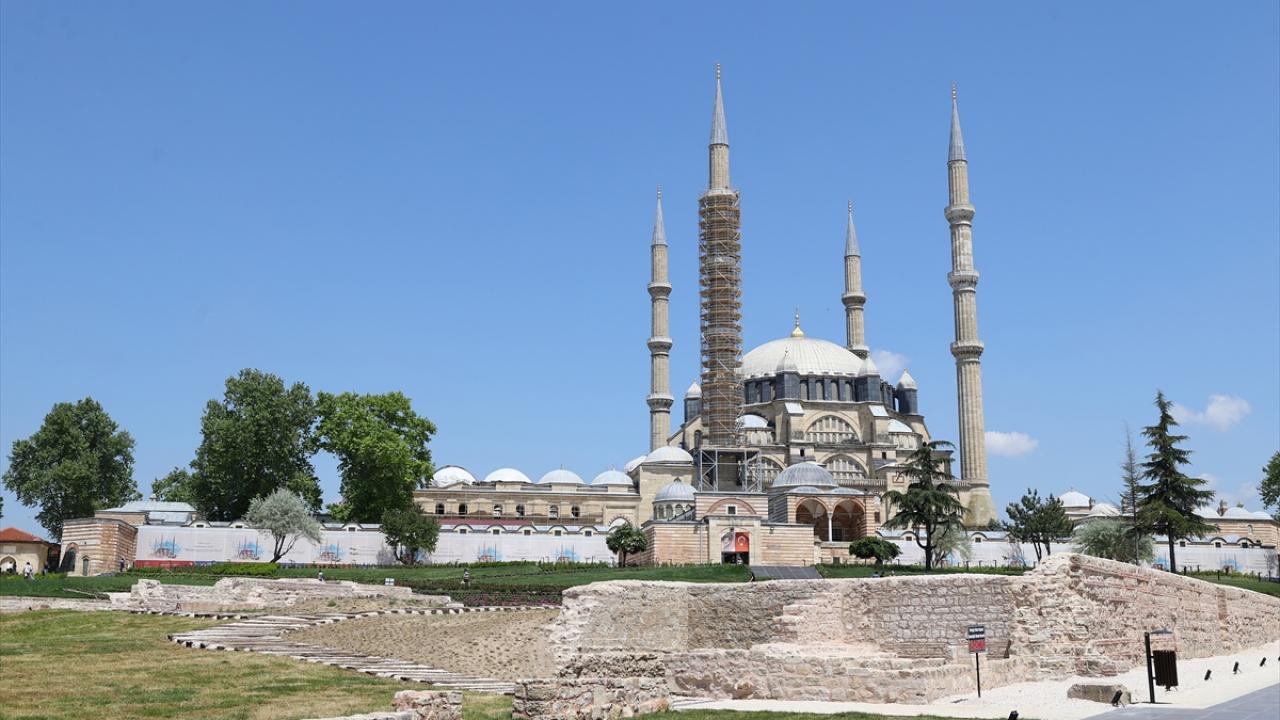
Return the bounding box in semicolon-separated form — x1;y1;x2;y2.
0;611;511;720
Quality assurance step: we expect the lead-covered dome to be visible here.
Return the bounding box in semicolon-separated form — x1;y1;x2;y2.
591;470;634;487
741;336;864;380
655;479;697;503
432;466;477;487
772;461;838;489
646;446;694;464
484;468;532;485
538;469;584;485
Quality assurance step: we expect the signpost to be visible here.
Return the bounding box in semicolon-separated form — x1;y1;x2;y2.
967;625;986;697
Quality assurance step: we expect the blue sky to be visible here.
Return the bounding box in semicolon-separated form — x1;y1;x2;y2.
2;2;1277;538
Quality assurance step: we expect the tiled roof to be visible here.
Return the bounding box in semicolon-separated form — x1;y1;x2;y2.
0;527;49;544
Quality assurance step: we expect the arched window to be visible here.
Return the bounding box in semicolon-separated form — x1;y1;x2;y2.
458;503;468;516
571;505;581;519
492;504;503;518
516;504;525;517
434;503;445;515
825;455;867;485
759;457;785;486
548;505;559;519
807;415;858;445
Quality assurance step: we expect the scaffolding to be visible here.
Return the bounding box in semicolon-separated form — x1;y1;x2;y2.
696;447;762;493
698;190;743;448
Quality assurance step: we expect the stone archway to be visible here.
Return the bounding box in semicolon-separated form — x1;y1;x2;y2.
830;500;865;542
795;498;831;542
0;556;16;574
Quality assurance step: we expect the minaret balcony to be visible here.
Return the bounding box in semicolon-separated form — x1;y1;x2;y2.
944;204;975;223
647;281;672;298
647;394;674;410
647;336;673;353
947;270;980;290
841;291;866;306
950;340;985;360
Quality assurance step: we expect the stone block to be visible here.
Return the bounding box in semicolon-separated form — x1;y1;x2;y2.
392;690;463;720
1067;683;1131;705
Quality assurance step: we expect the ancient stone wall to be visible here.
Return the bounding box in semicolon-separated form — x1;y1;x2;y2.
550;553;1280;703
511;677;668;720
107;577;442;613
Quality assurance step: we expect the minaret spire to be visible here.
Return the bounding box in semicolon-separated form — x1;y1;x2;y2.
698;65;744;449
842;200;868;358
945;86;995;526
646;185;674;451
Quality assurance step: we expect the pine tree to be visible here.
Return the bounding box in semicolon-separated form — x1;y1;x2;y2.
883;441;966;569
1136;391;1214;572
1117;426;1145;564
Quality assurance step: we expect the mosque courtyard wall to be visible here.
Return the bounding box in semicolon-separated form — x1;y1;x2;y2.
549;553;1280;704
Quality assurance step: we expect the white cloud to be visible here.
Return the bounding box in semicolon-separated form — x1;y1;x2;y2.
1197;473;1260;510
870;349;909;382
1170;395;1251;431
985;431;1039;457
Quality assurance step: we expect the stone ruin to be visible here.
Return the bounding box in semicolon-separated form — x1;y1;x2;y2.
108;576;452;613
531;553;1280;714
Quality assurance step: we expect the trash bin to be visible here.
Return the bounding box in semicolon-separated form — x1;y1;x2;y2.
1152;649;1178;689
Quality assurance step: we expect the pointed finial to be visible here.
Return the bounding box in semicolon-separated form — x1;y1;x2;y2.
656;184;662;200
710;64;729;145
716;63;721;80
791;308;804;337
948;83;967;162
845;200;860;257
651;185;667;246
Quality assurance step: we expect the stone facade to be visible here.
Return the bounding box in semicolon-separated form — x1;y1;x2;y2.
512;677;669;720
0;527;53;575
549;553;1280;703
392;690;463;720
59;517;137;576
107;577;435;613
635;519;816;566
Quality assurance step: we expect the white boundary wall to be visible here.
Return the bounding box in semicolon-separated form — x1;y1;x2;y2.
135;525;614;566
886;538;1279;575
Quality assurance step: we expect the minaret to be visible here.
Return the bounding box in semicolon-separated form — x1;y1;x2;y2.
698;64;744;447
842;201;869;358
946;85;995;526
647;186;674;451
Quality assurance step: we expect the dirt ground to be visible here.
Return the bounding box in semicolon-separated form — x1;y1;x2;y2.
289;608;560;682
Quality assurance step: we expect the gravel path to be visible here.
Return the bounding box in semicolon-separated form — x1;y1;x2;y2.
290;608;559;682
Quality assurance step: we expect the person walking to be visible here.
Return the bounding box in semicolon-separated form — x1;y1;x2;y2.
317;569;325;583
23;561;34;581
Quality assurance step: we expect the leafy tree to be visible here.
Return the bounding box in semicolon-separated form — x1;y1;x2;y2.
606;524;647;566
190;369;320;521
1260;451;1280;519
1135;391;1215;573
315;391;435;523
882;440;966;570
933;523;973;565
244;489;322;563
151;467;197;505
848;537;901;566
1073;519;1154;564
1003;489;1072;561
2;398;138;536
381;505;441;565
1037;495;1074;556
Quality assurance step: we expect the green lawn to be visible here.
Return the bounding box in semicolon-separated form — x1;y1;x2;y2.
1185;571;1280;598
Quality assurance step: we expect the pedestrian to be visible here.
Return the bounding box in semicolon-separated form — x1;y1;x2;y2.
462;568;471;587
317;569;325;582
23;561;34;581
119;558;126;573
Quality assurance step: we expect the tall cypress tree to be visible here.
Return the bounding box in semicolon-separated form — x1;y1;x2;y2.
1136;391;1214;572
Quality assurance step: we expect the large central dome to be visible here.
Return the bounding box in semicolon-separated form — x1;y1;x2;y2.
740;333;865;380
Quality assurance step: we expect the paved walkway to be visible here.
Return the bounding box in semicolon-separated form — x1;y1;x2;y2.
169;607;537;694
1086;683;1279;719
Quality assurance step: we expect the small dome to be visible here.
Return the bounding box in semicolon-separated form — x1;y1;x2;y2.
646;446;694;464
772;461;838;489
896;370;917;390
432;466;477;487
592;470;633;487
859;355;880;377
1219;506;1257;520
538;469;584;485
1087;502;1120;518
655;479;697;503
1058;489;1091;508
737;414;768;429
1250;510;1273;520
483;468;532;485
623;455;647;473
685;382;702;398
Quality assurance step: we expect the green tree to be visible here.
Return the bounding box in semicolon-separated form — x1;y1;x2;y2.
190;369;320;521
1135;391;1215;572
1037;495;1074;557
1119;427;1143;517
1260;451;1280;520
606;524;647;566
2;398;138;536
848;537;901;566
315;391;436;523
151;467;197;505
1073;519;1154;564
933;523;973;565
882;440;966;570
381;505;441;565
244;489;322;563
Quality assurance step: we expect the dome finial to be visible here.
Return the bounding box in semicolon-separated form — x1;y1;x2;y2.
791;308;804;337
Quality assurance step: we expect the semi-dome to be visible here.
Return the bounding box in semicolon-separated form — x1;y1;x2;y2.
1059;489;1091;508
483;468;532;485
740;335;864;380
591;470;634;487
738;414;768;429
772;461;838;489
1086;502;1120;518
646;446;694;464
623;455;647;473
432;465;477;487
655;479;697;503
538;469;584;485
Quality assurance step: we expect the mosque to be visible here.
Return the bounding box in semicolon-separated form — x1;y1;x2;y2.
413;67;998;566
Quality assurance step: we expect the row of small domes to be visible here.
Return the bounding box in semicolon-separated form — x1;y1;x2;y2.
432;466;634;488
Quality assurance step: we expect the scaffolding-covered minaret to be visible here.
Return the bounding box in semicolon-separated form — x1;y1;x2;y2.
946;85;996;527
647;187;673;451
698;64;744;448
